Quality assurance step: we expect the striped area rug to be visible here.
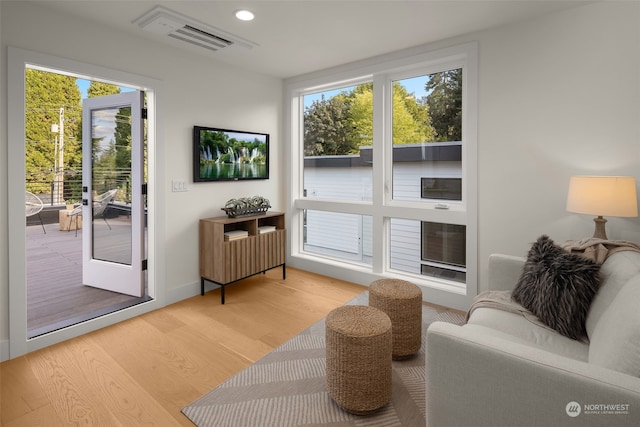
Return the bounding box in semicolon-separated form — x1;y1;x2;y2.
182;291;465;426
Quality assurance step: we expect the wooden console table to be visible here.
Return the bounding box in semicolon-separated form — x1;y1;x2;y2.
199;211;286;304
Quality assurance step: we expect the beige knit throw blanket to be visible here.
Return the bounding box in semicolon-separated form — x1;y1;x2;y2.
560;238;640;264
465;289;554;331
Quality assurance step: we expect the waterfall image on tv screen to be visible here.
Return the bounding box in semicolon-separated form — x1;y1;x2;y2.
194;126;269;181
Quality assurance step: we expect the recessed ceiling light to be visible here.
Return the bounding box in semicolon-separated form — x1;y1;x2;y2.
234;9;255;21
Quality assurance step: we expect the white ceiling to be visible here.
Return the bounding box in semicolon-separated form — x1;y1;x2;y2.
34;0;591;79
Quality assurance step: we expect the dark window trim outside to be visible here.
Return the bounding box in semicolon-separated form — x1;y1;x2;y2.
303;142;461;168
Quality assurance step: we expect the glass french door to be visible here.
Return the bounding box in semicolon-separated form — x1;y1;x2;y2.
81;91;145;297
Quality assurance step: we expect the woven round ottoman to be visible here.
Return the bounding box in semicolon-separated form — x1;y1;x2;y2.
369;279;422;360
325;305;392;415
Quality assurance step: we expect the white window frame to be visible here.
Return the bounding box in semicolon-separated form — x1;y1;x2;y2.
285;42;477;311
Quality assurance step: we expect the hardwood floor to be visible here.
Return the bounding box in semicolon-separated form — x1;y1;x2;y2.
1;267;369;426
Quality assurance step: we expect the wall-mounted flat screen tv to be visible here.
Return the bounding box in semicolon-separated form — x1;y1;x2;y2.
194;126;269;182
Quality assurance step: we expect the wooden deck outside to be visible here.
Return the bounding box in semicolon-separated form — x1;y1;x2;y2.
26;216;149;338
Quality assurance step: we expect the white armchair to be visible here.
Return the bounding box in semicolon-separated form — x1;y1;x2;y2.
66;189;118;236
25;191;46;233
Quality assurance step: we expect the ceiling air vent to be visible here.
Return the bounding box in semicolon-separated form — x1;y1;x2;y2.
170;25;233;52
133;6;256;52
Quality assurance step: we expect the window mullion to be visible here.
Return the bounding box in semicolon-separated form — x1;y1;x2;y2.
371;74;387;274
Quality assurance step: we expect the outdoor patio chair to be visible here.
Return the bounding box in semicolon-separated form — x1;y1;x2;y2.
67;188;118;236
25;191;46;234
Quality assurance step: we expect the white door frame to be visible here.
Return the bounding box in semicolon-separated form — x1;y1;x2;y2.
7;47;166;358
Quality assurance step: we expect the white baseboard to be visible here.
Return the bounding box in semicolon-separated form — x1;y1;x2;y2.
166;280;220;305
1;339;9;362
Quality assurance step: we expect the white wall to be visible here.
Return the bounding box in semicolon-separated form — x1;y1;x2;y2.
0;1;283;353
476;1;640;284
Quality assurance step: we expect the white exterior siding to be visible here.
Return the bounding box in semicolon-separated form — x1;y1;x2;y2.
389;218;421;274
304;167;372;201
306;210;360;254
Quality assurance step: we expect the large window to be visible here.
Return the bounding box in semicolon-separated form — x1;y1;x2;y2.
288;43;477;306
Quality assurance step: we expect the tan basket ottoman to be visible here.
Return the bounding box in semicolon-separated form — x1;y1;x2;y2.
325;305;392;415
369;279;422;360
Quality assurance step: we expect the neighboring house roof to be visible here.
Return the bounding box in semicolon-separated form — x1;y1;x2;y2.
304;141;462;167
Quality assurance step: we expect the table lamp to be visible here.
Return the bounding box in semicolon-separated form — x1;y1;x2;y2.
566;176;638;240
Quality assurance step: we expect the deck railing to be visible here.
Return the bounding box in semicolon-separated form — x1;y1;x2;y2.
26;169;132;206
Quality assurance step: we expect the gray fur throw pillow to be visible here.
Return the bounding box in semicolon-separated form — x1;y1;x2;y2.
512;235;600;340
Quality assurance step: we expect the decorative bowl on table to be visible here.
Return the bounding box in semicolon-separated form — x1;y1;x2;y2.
221;196;271;218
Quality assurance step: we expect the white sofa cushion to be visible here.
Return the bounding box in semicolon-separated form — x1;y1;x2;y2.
586;251;640;338
589;274;640;377
467;307;589;361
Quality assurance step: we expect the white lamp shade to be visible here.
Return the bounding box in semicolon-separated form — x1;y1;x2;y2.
566;176;638;217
